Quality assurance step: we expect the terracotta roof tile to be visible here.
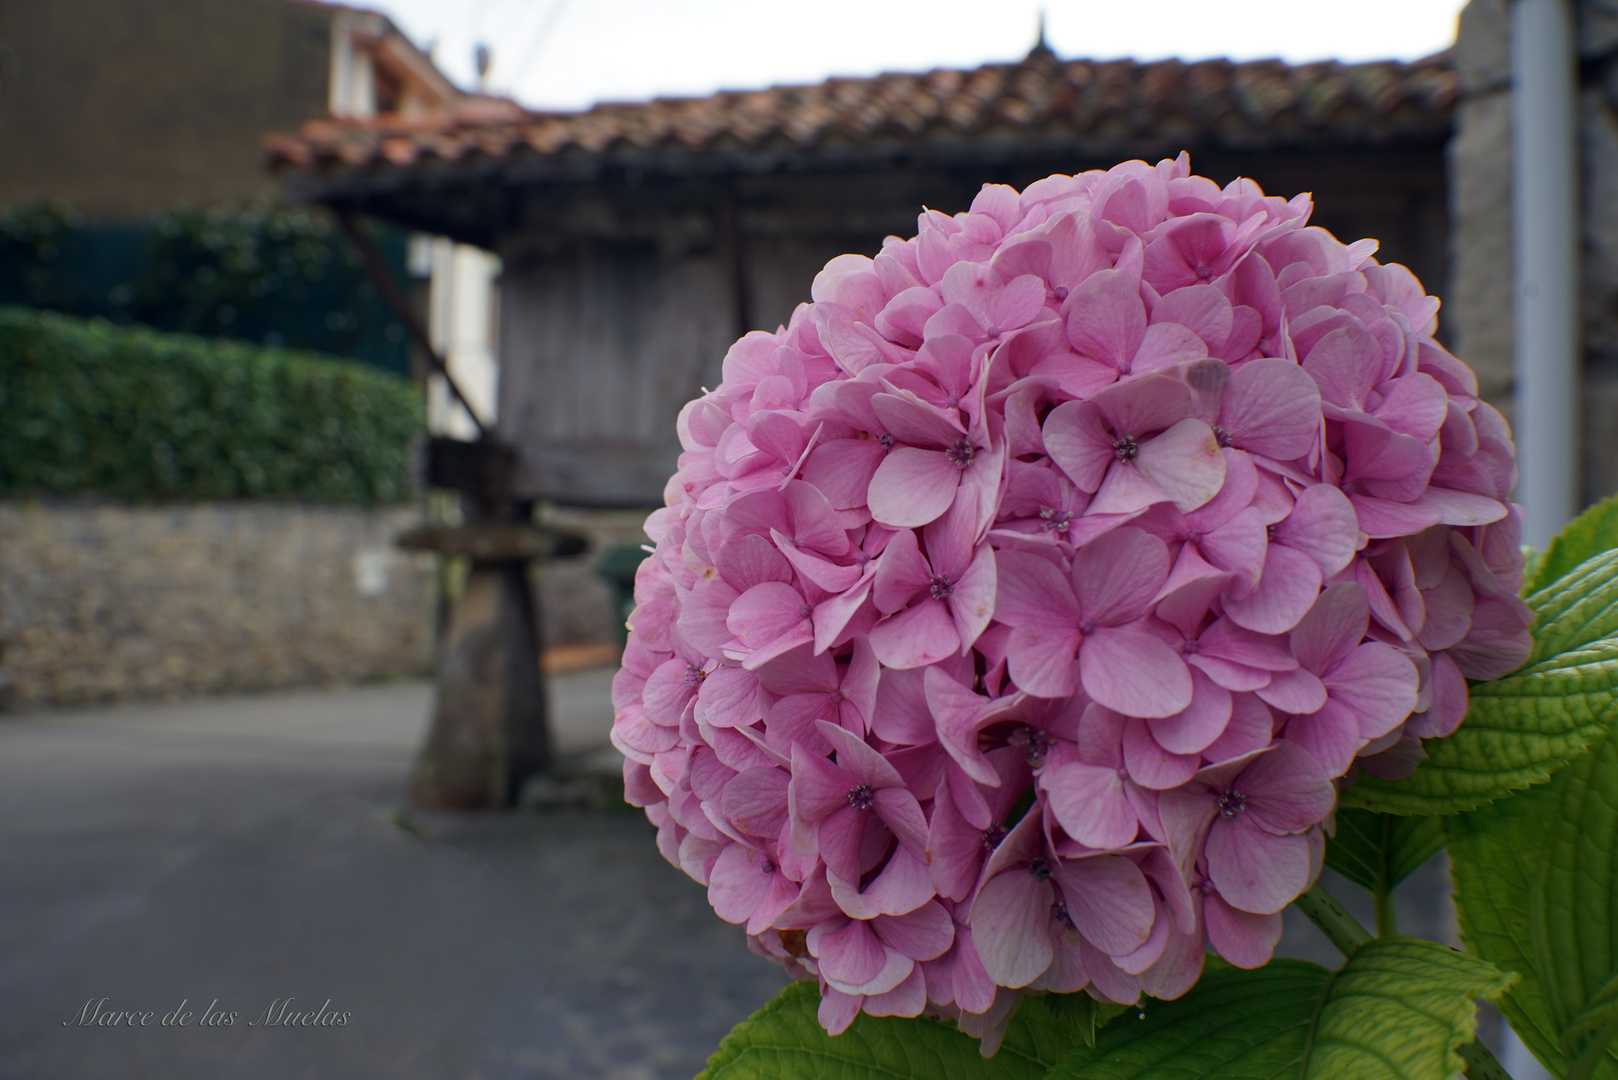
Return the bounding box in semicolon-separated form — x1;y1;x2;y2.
265;50;1457;179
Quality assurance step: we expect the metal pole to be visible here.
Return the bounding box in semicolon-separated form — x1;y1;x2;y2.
1512;0;1581;548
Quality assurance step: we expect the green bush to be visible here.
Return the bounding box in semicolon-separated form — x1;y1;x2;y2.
0;307;422;504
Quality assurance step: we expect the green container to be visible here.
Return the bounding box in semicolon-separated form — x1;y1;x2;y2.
595;546;648;645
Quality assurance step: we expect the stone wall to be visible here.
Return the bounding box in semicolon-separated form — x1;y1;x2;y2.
1450;0;1618;504
0;501;434;710
534;506;652;649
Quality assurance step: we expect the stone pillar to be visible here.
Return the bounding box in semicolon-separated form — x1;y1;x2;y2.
399;515;581;810
408;556;549;809
1450;0;1618;506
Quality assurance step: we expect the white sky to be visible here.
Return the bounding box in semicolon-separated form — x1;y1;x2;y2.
357;0;1471;113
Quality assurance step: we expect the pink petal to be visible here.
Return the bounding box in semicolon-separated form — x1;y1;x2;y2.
1206;817;1314;914
1254;666;1328;715
994;549;1081;624
1276;484;1361;577
1130;321;1208;374
926;667;997;785
873;527;933;613
831;845;936;919
815;718;905;789
1133;419;1226;514
1072;526;1170;625
800;439;886;513
1301;325;1381;410
1201;693;1276;763
873;900;956;961
947;544;998;652
1283;699;1364;777
867;447;963;528
1289;582;1370;674
969;871;1055;988
814;918;904;992
1042;761;1138;849
1065;269;1145;368
1323;642;1419;740
1041;401;1115;492
1123;718;1201;789
709;844;776;924
699;665;769;728
860;962;927;1016
1204;895;1282;968
1221;543;1322;635
1052;855;1154;956
1092;372;1195;436
1237;741;1335;832
1081;625;1193;718
874;786;932;856
1006;624;1082;698
869;597;961;670
1220;357;1322;459
1351;493;1444;539
873;390;967;447
721;766;790;839
1147;669;1232;754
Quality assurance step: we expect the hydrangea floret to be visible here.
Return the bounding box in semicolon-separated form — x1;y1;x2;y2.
611;153;1534;1046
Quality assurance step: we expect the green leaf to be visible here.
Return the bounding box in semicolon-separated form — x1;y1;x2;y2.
696;981;1094;1080
1342;550;1618;815
1449;734;1618;1080
1527;496;1618;596
1046;939;1511;1080
1325;808;1447;894
1530;730;1618;1076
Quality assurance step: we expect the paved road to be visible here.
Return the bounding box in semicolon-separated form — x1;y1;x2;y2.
0;674;785;1080
0;673;1488;1079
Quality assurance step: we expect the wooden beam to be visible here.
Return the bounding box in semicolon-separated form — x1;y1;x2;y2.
332;209;490;441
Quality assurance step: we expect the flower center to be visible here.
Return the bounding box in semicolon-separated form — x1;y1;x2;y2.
797;603;812;618
1112;434;1138;462
684;664;707;687
761;859;777;875
847;784;876;810
1195;263;1213;281
1266;523;1278;541
1054;285;1070;301
981;821;1008;851
945;438;974;469
1216;788;1247;819
1052;898;1076;929
1038;506;1071;532
1078;617;1095;635
879;432;894;449
1015;725;1055;769
1212;424;1235;448
985;324;1001;339
1028;857;1054;882
928;574;954;600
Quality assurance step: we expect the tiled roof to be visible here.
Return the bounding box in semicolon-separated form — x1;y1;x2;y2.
265;48;1458;179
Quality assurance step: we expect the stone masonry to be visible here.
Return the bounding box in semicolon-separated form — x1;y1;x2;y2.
1450;0;1618;504
0;500;434;709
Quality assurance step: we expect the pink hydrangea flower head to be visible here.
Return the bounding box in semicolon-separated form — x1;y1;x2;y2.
613;153;1529;1037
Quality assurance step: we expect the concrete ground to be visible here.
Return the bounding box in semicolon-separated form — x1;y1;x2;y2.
0;672;785;1080
0;671;1492;1079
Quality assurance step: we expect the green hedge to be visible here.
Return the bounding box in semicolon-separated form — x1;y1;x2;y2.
0;308;422;504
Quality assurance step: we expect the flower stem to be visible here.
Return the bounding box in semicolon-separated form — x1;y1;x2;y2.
1374;885;1399;938
1458;1038;1514;1080
1293;881;1371;955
